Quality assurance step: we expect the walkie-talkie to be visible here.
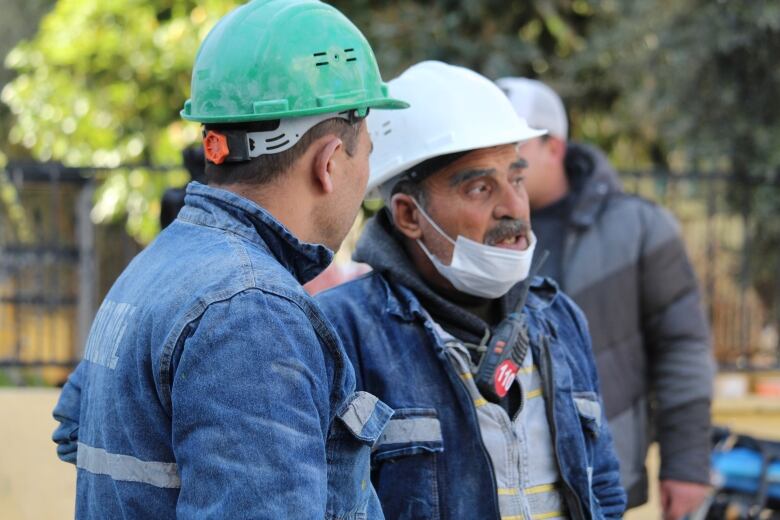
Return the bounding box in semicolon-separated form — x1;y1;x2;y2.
474;251;548;403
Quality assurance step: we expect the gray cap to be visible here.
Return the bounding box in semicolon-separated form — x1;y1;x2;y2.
495;77;568;140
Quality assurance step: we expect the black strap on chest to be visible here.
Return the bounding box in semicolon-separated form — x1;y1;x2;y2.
471;251;549;405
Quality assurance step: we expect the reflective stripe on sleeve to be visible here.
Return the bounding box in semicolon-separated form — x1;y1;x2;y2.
76;442;181;489
339;391;381;437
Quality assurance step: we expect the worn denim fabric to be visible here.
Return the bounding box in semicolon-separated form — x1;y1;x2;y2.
316;273;626;520
52;182;392;519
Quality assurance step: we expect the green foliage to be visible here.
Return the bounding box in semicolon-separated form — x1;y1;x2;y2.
90;166;190;243
2;0;237;241
1;0;779;320
332;0;593;79
2;0;594;244
0;369;14;386
0;155;35;244
578;0;780;317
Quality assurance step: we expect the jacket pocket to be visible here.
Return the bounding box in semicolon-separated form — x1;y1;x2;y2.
371;408;444;520
573;391;602;439
326;391;393;520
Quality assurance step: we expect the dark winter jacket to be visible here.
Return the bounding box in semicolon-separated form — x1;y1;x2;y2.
539;142;715;507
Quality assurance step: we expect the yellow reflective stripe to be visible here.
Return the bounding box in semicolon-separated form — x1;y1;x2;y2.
525;483;555;495
501;516;523;520
497;487;519;495
518;365;535;375
526;388;543;399
532;512;564;520
474;398;487;407
460;372;473;380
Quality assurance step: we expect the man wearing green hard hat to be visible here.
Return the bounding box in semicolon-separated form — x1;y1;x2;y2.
50;1;407;517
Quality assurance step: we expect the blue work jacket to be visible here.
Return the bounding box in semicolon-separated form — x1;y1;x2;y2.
316;273;626;520
52;182;392;519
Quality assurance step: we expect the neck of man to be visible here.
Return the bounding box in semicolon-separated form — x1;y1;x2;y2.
530;161;570;211
215;172;319;245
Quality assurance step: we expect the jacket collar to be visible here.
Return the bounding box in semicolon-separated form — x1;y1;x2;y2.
382;280;428;323
180;182;333;285
565;142;623;229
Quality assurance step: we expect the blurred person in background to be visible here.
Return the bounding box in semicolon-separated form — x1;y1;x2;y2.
49;0;407;517
317;61;626;520
497;77;715;520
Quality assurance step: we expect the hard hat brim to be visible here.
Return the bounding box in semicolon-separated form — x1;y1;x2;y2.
367;126;547;193
181;96;409;124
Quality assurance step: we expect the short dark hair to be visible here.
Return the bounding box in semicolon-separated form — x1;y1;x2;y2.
390;177;428;208
204;117;361;186
385;150;471;208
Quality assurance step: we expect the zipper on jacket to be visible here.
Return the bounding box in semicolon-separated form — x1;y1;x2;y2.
425;321;502;519
540;335;588;520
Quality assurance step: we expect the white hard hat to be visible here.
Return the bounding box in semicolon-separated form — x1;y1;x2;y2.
366;61;546;194
495;77;568;140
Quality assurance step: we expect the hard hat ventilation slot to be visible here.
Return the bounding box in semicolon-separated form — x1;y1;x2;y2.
313;51;329;67
345;48;357;62
382;121;392;135
265;133;286;143
267;139;291;151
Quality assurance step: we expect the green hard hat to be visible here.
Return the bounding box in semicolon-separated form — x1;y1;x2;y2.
181;0;408;124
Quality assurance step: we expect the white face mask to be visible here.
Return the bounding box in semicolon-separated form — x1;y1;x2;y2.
411;199;536;299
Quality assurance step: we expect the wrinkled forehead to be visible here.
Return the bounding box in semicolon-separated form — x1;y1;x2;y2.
426;143;525;188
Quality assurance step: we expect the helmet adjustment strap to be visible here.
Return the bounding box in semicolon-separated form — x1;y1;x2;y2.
203;109;368;165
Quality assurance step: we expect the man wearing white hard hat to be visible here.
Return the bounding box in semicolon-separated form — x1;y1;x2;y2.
497;77;714;520
316;61;626;519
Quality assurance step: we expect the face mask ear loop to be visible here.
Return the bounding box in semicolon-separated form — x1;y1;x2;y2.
415;236;440;263
410;197;456;245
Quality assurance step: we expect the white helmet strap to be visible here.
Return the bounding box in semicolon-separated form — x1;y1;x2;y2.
246;109;366;158
203;109;367;165
247;112;341;157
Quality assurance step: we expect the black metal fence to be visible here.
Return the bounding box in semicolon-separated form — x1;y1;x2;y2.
0;163;777;383
0;162;139;384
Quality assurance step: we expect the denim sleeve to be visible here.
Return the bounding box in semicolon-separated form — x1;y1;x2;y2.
171;289;332;519
564;296;627;518
52;361;86;465
591;396;628;518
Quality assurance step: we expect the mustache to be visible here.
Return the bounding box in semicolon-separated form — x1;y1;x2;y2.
484;219;531;245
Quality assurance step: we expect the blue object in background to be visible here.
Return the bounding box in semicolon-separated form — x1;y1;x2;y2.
712;447;780;500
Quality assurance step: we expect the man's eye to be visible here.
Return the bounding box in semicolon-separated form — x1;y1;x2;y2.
467;183;489;195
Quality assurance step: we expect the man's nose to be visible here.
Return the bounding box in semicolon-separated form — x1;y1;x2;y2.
493;185;528;221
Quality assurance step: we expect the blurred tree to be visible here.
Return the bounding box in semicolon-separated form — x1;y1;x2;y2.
332;0;594;79
572;0;780;325
2;0;236;242
2;0;594;243
0;0;55;152
0;0;55;241
3;0;778;292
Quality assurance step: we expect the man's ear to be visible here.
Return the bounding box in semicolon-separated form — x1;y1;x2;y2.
312;136;343;194
547;136;567;162
390;193;423;240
